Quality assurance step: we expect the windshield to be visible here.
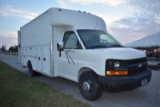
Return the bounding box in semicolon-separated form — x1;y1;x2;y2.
77;30;122;49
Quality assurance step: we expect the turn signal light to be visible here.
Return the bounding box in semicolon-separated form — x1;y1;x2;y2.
106;70;128;76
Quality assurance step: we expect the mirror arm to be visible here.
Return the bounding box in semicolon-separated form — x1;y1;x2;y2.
59;50;62;57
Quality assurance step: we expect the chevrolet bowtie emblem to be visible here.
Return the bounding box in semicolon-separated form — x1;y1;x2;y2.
138;63;142;68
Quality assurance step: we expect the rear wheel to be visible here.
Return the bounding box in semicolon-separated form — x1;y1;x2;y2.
28;63;37;77
79;72;103;101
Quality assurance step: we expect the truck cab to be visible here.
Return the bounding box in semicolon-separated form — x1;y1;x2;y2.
57;29;151;101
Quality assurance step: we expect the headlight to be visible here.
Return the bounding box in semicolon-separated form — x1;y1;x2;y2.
114;62;120;68
106;60;128;76
106;60;128;70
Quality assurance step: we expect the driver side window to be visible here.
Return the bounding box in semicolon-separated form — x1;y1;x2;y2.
63;31;81;49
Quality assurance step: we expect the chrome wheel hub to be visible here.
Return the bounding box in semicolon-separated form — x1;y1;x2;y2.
82;81;90;92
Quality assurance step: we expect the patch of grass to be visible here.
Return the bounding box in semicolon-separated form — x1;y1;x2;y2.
0;61;90;107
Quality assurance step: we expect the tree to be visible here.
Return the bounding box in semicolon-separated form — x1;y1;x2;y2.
8;45;18;53
2;45;6;52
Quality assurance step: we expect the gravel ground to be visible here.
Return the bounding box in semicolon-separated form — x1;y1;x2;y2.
0;53;160;107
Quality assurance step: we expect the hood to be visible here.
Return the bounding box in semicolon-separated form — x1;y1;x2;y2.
89;47;146;60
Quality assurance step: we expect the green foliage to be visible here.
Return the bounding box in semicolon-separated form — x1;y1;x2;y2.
8;45;18;53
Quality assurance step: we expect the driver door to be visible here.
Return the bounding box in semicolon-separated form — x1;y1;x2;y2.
58;31;82;81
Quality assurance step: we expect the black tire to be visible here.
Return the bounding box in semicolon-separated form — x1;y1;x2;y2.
79;72;103;101
28;64;37;77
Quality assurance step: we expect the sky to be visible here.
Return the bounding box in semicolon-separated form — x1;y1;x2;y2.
0;0;160;49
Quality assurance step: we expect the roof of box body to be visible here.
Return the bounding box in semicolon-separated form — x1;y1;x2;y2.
21;7;106;32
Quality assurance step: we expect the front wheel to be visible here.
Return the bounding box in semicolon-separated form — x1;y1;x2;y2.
79;72;103;101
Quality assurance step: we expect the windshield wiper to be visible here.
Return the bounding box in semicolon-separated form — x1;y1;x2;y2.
110;44;122;47
89;45;108;49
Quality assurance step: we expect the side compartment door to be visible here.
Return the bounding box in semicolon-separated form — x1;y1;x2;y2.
58;31;82;81
36;46;42;71
21;48;25;65
42;45;50;75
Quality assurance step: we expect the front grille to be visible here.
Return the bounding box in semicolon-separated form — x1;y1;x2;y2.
127;58;147;76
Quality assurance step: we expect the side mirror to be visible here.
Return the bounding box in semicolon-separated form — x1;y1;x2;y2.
57;42;64;51
57;42;64;57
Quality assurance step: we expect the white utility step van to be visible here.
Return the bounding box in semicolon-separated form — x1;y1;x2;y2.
18;8;151;100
